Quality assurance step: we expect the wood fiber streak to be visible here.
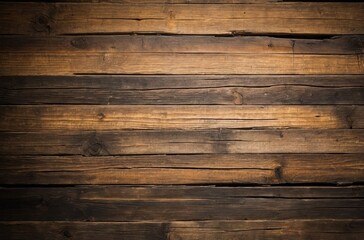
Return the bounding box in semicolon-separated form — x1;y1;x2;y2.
0;186;363;221
0;3;363;35
1;220;364;240
0;154;362;185
0;130;363;155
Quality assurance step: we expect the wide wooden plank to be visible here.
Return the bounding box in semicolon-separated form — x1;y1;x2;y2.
0;154;362;185
1;75;364;105
1;52;363;75
1;3;363;35
1;35;362;54
0;129;363;155
1;220;363;240
1;35;363;75
0;105;361;131
0;186;363;221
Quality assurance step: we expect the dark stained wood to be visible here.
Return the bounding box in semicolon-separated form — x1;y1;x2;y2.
1;75;363;105
0;2;363;35
0;154;362;185
1;36;362;54
0;130;363;155
13;0;292;3
0;105;361;131
1;220;364;240
0;186;363;221
0;0;363;238
3;75;364;89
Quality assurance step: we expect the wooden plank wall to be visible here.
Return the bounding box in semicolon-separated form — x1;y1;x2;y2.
0;0;363;239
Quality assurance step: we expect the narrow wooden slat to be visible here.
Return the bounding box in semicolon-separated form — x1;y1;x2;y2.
16;0;285;3
0;105;361;131
0;154;362;185
1;220;363;240
0;186;363;221
2;75;363;88
1;52;363;75
0;129;363;155
1;75;364;105
1;3;363;35
167;220;364;240
1;36;362;54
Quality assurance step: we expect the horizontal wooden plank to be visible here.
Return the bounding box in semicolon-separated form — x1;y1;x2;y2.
3;83;363;105
1;3;363;35
1;36;363;75
1;52;363;75
0;129;363;155
1;220;363;240
16;0;284;3
0;105;361;131
2;75;364;89
0;154;362;185
0;186;363;221
1;36;363;54
1;75;364;105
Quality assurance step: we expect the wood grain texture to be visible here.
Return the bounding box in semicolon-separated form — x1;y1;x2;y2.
1;220;364;240
1;35;362;54
1;35;362;75
0;0;363;238
1;2;363;35
1;75;364;105
0;129;363;155
0;186;363;221
0;154;362;185
0;105;361;131
1;52;363;75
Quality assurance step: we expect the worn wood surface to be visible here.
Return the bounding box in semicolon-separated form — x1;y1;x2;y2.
1;130;363;155
0;105;362;131
0;0;363;239
0;154;362;185
1;220;364;240
0;35;363;75
0;186;363;221
1;75;364;105
1;35;363;54
2;52;363;75
1;2;364;35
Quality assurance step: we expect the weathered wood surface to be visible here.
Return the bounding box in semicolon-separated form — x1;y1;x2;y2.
0;130;363;155
0;154;362;185
1;52;363;75
1;75;363;105
1;35;362;75
0;105;361;131
0;186;363;221
1;36;363;54
1;3;363;35
1;220;364;240
0;0;363;239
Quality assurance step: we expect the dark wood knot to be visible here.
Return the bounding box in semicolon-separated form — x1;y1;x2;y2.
31;14;52;33
83;133;107;156
71;37;88;49
63;229;72;238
